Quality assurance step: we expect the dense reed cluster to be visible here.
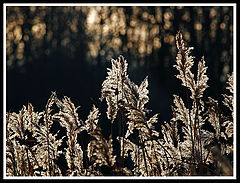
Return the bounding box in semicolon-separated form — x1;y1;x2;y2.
6;32;234;176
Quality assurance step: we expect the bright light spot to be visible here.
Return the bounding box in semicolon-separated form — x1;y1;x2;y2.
87;9;97;25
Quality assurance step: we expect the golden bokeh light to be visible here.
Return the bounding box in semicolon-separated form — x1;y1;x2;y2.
6;6;233;74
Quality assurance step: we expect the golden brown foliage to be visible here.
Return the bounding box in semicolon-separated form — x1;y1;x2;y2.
6;32;233;177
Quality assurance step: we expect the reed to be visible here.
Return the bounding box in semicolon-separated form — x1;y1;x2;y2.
6;32;233;176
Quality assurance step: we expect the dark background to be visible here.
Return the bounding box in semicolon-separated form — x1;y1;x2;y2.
6;6;233;125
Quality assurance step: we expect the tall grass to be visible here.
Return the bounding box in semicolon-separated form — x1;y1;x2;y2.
6;32;233;176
